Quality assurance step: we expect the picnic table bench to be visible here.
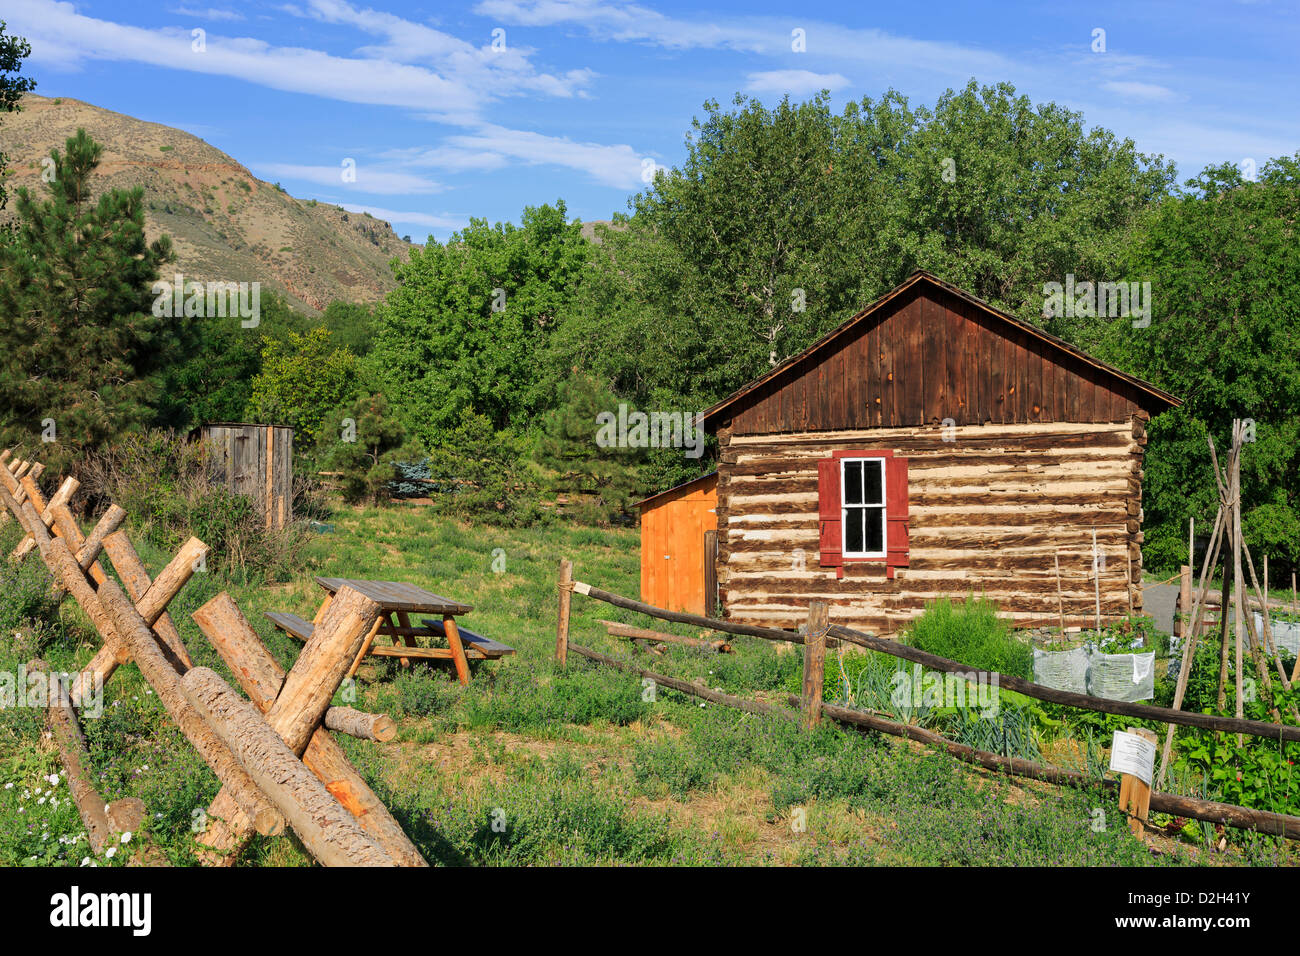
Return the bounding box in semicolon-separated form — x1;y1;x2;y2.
266;577;514;685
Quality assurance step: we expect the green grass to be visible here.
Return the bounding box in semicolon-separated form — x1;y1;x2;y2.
0;502;1292;866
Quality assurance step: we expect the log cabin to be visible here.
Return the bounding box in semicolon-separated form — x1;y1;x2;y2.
663;271;1181;636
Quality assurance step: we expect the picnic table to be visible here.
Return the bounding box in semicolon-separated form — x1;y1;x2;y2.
266;577;513;685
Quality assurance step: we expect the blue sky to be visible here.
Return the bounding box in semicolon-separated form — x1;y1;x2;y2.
6;0;1298;242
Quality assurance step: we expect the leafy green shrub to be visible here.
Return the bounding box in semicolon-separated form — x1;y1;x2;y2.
904;595;1032;679
395;410;546;528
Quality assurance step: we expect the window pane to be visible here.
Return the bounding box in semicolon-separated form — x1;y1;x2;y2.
864;460;883;505
865;507;884;553
843;461;862;504
845;507;864;553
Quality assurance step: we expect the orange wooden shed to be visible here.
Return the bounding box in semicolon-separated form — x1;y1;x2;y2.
638;472;719;616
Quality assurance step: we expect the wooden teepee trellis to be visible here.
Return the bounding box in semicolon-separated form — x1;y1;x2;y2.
1157;420;1296;787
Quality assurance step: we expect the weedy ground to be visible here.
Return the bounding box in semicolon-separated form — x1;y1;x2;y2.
0;503;1294;867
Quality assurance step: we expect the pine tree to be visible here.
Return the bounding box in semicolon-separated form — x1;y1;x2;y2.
0;128;175;471
318;392;422;505
536;371;644;524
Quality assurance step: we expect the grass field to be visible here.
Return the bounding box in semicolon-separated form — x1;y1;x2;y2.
1;502;1295;867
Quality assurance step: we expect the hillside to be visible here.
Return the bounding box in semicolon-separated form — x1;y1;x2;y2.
0;95;411;314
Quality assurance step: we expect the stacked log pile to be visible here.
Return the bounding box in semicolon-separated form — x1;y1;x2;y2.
0;451;426;867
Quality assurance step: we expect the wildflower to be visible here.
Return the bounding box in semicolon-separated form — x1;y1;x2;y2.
105;846;116;859
2;782;10;790
120;832;132;844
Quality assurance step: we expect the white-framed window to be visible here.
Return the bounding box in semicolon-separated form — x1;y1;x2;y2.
841;457;886;558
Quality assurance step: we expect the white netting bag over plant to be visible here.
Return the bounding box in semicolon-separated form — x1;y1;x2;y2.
1032;647;1089;694
1254;612;1300;658
1087;648;1155;702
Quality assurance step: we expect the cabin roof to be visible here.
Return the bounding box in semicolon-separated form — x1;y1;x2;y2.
701;271;1182;430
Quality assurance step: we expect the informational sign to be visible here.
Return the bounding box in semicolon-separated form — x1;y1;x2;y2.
1109;730;1156;786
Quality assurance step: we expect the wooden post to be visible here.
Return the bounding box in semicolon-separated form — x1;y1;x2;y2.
344;613;385;681
76;505;127;570
196;585;382;859
1178;564;1192;639
443;615;471;685
1232;423;1245;745
181;668;396;867
94;577;286;837
703;529;718;619
265;425;275;531
37;659;116;855
1092;528;1102;631
323;707;397;742
556;558;573;666
191;592;426;866
801;600;829;729
101;528;192;670
10;474;70;560
1054;552;1066;635
1292;572;1299;684
1158;500;1226;787
1118;727;1158;838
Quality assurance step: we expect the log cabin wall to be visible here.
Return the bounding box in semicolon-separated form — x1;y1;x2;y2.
716;418;1149;636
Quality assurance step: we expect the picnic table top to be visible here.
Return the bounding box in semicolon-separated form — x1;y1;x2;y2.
314;577;474;615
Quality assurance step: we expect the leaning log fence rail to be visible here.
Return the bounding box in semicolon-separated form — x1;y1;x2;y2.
554;558;1300;842
0;449;426;867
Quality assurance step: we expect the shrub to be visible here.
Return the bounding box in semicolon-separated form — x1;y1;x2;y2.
905;595;1032;679
77;430;309;583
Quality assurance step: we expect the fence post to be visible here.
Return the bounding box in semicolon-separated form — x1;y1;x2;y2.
556;559;573;666
801;600;829;729
1177;564;1192;638
1118;727;1158;838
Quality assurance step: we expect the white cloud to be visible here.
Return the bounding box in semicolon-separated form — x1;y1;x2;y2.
286;0;595;97
254;162;446;194
377;145;512;173
439;124;647;188
5;0;637;187
169;6;246;20
474;0;1016;78
745;70;850;96
1100;81;1177;102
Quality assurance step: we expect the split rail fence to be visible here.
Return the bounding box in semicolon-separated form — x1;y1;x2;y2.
0;449;426;867
555;557;1300;843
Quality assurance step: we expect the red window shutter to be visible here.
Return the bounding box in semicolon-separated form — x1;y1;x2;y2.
885;456;910;577
817;457;842;569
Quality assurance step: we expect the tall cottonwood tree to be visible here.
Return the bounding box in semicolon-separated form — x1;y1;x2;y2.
0;129;174;471
367;201;587;448
555;81;1175;423
1094;155;1300;571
